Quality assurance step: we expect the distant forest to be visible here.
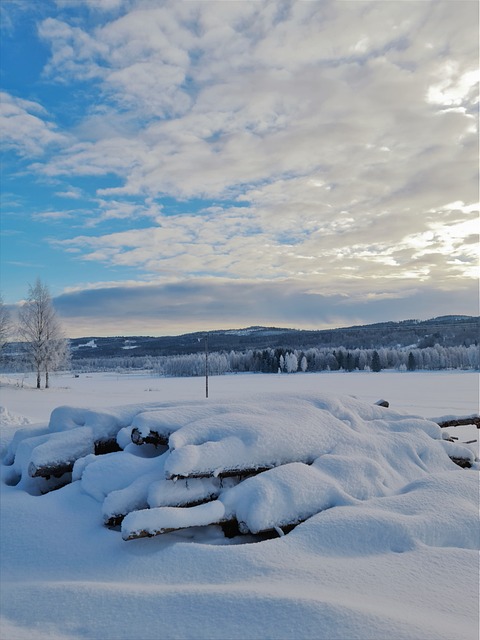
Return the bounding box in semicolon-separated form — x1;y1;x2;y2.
3;315;479;376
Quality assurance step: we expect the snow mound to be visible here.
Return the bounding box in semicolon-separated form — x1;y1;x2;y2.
2;391;476;545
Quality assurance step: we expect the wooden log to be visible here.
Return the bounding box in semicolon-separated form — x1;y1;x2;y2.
29;436;121;479
104;514;125;528
131;427;169;447
94;438;122;455
104;495;221;528
123;518;235;540
436;415;480;429
449;456;473;469
122;502;229;540
27;427;95;479
125;512;307;541
28;461;74;479
166;465;275;481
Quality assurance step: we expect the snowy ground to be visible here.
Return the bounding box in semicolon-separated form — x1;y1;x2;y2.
1;370;479;640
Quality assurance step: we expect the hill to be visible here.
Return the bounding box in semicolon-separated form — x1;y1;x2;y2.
67;316;479;360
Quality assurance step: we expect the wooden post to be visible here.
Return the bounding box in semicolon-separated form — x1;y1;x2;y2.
205;333;209;398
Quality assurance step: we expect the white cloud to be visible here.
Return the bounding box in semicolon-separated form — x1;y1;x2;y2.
32;210;75;221
4;0;478;332
55;187;83;199
0;92;67;156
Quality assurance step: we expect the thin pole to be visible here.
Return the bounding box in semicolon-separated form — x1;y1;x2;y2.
205;333;209;398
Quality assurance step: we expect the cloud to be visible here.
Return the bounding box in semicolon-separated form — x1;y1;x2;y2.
55;187;83;199
55;0;127;11
3;0;478;333
32;0;478;214
0;92;68;157
52;277;479;338
32;210;75;222
51;193;478;291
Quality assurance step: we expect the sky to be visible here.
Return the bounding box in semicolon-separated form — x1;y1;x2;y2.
0;0;478;338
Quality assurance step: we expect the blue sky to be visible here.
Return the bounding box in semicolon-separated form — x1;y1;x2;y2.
1;0;478;337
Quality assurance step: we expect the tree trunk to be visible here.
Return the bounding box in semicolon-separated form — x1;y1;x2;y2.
36;369;41;389
45;370;49;389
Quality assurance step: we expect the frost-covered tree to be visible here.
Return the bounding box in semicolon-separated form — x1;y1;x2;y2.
285;351;298;373
300;355;308;372
18;279;70;388
0;294;12;357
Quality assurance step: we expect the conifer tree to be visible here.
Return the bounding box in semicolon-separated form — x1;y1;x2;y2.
371;350;381;372
407;352;416;371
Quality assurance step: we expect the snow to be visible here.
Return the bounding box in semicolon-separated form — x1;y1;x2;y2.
0;405;32;427
0;370;478;640
75;339;97;349
78;450;166;503
123;500;227;538
29;427;94;475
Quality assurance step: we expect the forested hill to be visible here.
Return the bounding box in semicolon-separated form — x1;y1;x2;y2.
69;316;479;360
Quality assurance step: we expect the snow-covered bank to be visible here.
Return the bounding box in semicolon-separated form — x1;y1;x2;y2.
1;372;479;640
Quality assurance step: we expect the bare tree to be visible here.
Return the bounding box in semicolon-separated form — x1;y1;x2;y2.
0;294;12;357
18;279;70;388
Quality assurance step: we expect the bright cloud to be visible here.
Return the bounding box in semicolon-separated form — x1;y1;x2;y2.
0;92;67;156
1;0;478;335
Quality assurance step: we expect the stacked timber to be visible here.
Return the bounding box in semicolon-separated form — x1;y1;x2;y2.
2;396;478;540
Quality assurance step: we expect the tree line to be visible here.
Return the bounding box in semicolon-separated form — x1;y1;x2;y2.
60;342;479;376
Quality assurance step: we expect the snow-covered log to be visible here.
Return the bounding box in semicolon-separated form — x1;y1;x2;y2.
27;427;95;478
103;475;239;527
122;501;228;540
434;414;480;429
147;476;239;508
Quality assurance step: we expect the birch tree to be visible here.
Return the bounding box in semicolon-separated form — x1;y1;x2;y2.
0;294;12;357
18;279;69;388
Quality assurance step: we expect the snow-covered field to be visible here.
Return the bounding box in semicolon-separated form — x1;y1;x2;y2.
1;370;479;640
